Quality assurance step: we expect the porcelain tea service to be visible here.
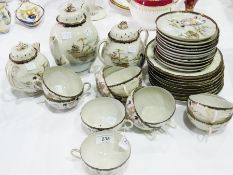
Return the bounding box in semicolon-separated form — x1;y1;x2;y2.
0;2;11;33
41;66;91;110
50;3;99;73
97;21;148;67
187;93;233;133
126;86;176;131
15;0;44;27
71;131;131;175
81;97;133;133
96;65;142;102
5;42;50;94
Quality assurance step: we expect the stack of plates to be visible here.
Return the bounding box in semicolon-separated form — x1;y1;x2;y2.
146;40;224;101
155;11;219;72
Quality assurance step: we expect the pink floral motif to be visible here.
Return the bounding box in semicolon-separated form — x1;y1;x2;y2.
126;92;137;121
95;68;113;98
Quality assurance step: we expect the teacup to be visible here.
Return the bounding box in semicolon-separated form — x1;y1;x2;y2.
186;110;229;133
126;86;176;131
96;66;142;102
71;131;131;175
41;66;91;110
81;97;133;133
187;93;233;133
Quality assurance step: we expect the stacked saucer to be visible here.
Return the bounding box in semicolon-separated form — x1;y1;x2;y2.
146;40;224;101
155;11;219;72
146;11;224;101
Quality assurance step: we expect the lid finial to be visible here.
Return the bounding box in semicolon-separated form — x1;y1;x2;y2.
118;21;128;29
65;3;76;12
16;42;28;51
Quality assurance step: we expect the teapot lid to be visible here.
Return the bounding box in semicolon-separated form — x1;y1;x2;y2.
108;21;140;43
56;3;86;27
9;42;38;64
134;0;173;6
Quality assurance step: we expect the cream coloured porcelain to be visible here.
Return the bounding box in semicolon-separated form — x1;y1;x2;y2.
96;66;142;102
156;11;218;42
0;3;11;33
41;66;91;110
50;3;99;73
186;110;229;133
5;42;49;94
97;21;148;67
126;86;176;131
81;97;133;133
15;0;44;27
188;93;233;125
71;131;131;175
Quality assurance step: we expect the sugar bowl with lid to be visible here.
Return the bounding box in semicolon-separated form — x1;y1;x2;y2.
5;42;49;94
97;21;148;67
49;3;99;72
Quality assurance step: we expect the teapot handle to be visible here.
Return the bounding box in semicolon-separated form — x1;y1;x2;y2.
97;39;108;65
139;29;149;46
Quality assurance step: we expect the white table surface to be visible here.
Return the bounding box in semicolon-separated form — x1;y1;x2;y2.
0;0;233;175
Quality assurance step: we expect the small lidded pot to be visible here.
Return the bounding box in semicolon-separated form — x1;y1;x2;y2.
0;2;11;33
50;3;99;73
97;21;148;67
5;42;49;94
96;66;142;102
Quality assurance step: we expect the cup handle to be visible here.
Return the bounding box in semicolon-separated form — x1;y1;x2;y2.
83;82;91;94
97;39;108;65
121;119;134;130
71;149;81;159
139;29;149;46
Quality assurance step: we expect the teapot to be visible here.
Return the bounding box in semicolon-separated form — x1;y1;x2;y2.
0;3;11;33
97;21;148;67
5;42;50;94
49;3;99;73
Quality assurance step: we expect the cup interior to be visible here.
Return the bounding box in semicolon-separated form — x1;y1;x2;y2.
81;97;125;129
81;131;130;170
43;66;83;97
134;87;176;124
104;66;141;86
189;93;233;109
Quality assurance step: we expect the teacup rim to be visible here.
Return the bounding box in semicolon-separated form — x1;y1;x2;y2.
132;86;176;126
43;67;84;98
188;94;233;110
80;97;126;130
103;66;142;88
79;131;131;171
187;108;232;125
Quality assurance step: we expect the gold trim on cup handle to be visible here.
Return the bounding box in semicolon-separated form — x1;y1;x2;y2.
81;82;92;98
71;149;81;159
97;39;108;65
139;29;149;46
